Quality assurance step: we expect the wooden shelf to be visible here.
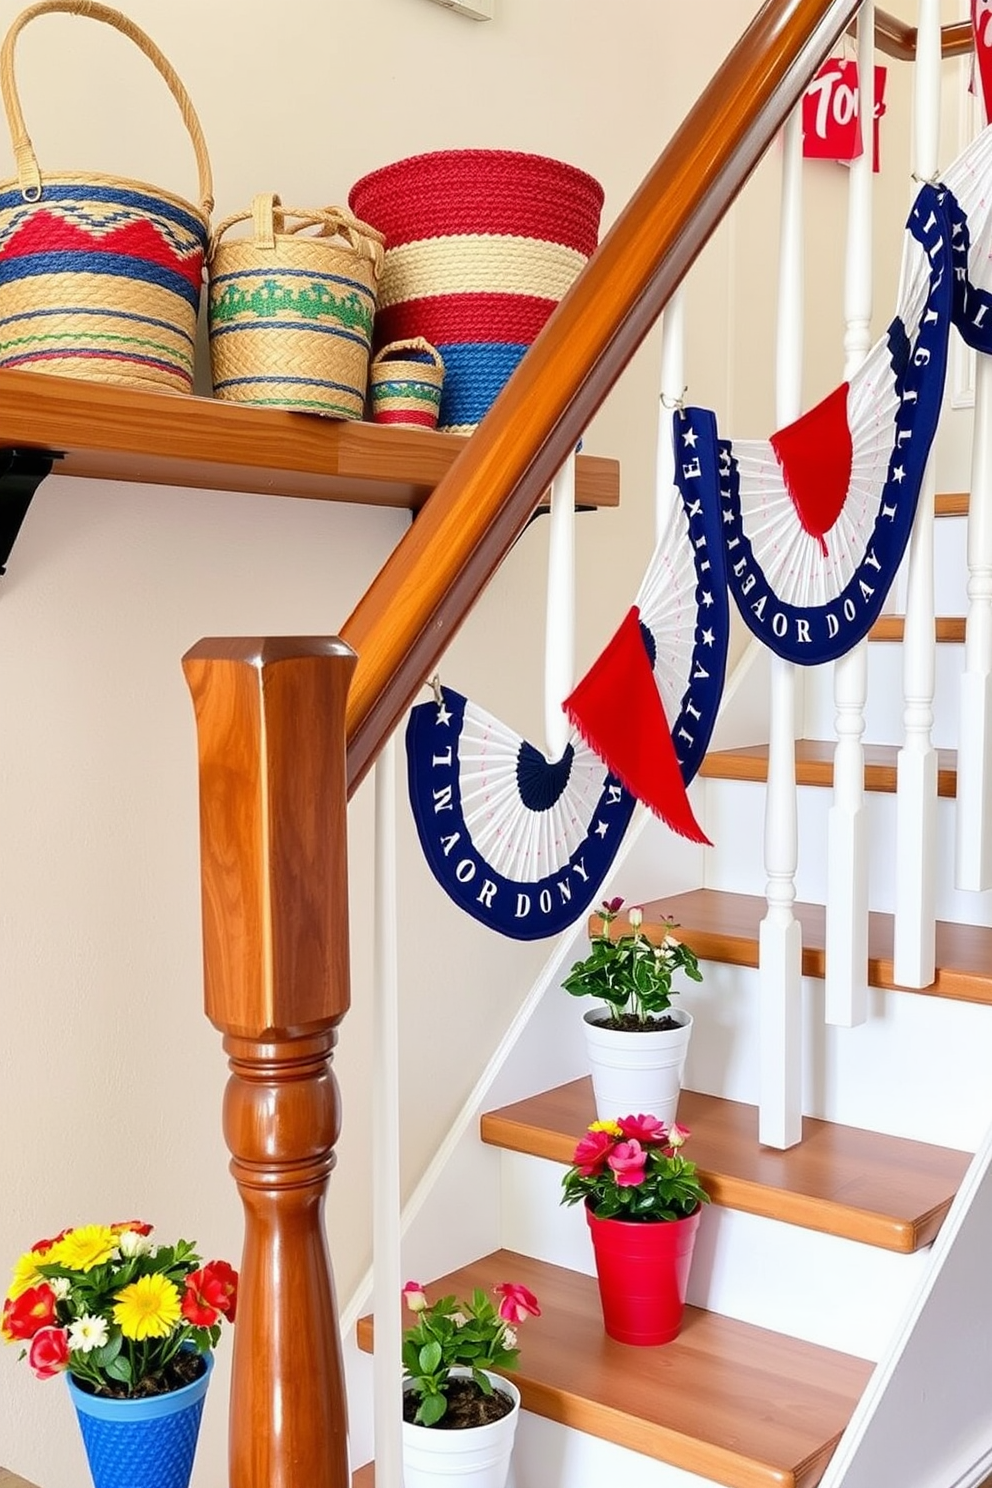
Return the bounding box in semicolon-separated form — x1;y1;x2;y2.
617;888;992;1006
482;1079;969;1252
356;1250;872;1488
698;739;959;797
0;368;619;511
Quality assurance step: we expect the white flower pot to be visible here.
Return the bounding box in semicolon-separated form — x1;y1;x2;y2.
402;1370;521;1488
583;1006;693;1125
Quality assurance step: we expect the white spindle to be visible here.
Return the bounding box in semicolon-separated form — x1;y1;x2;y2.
826;0;874;1027
545;453;576;760
956;354;992;890
760;106;804;1150
373;735;402;1488
893;0;941;988
657;287;686;542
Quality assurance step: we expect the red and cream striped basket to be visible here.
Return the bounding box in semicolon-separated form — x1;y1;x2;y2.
0;0;213;394
348;149;604;434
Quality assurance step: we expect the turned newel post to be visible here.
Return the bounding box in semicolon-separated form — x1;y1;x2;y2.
182;636;357;1488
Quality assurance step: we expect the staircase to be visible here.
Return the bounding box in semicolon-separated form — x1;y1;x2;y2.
351;481;992;1487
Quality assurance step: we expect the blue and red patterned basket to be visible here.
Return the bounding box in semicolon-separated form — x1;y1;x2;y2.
0;0;212;395
349;149;604;433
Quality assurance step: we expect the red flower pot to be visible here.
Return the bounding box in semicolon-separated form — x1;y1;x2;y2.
585;1204;701;1346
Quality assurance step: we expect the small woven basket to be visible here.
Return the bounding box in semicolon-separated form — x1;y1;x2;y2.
369;337;444;430
207;194;384;419
0;0;213;394
348;149;604;433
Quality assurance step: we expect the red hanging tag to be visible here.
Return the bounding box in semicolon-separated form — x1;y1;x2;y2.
973;1;992;121
802;60;887;172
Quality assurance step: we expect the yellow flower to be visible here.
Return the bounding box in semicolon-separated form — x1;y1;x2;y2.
588;1120;623;1137
50;1226;117;1273
7;1250;47;1301
113;1274;181;1340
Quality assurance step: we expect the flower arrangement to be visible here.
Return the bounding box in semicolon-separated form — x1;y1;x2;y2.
2;1222;238;1398
560;1115;710;1221
401;1279;540;1428
562;897;702;1028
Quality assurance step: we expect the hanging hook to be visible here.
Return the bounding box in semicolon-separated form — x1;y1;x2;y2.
660;385;688;411
429;673;444;706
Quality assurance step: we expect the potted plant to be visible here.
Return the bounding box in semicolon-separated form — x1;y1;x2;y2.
561;1114;709;1345
2;1220;238;1488
563;896;703;1124
400;1277;540;1488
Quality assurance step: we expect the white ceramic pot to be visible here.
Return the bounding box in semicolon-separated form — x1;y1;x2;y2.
402;1369;521;1488
583;1006;693;1125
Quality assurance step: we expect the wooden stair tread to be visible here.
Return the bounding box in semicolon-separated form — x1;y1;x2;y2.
936;491;968;516
0;367;618;512
356;1250;873;1488
869;615;965;642
698;740;958;796
624;887;992;1005
482;1080;968;1252
0;1473;41;1488
353;1466;374;1487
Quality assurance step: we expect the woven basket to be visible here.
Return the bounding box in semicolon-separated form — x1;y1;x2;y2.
369;337;444;430
348;149;604;434
0;0;213;394
207;194;384;419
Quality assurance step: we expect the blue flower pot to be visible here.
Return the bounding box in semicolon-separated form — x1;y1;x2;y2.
67;1352;213;1488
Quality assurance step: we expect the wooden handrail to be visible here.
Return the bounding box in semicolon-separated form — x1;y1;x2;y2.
870;10;973;60
340;0;865;795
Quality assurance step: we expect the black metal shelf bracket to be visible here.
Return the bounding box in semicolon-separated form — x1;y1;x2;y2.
0;448;59;576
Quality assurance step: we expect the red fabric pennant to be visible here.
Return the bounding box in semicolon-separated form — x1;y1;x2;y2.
564;606;710;845
974;1;992;120
770;382;853;557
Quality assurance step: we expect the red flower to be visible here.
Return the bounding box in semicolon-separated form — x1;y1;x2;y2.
493;1282;541;1324
617;1114;669;1145
29;1229;68;1257
27;1326;69;1379
182;1260;239;1327
571;1128;617;1176
607;1140;648;1186
110;1220;153;1236
2;1284;58;1342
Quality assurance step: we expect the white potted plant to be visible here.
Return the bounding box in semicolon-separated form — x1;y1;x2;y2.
563;897;703;1124
400;1278;540;1488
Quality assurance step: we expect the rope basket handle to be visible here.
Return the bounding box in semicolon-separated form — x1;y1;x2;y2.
209;193;385;275
372;338;445;372
0;0;214;213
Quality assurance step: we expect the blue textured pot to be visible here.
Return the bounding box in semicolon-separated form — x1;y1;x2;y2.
67;1351;213;1488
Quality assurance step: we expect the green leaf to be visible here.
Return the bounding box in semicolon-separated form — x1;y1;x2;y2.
419;1341;442;1374
106;1355;132;1383
91;1334;123;1368
418;1393;447;1426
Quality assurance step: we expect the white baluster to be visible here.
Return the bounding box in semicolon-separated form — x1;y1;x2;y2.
894;0;941;988
760;106;803;1150
657;286;686;544
545;453;576;760
826;0;874;1027
956;355;992;889
373;735;402;1488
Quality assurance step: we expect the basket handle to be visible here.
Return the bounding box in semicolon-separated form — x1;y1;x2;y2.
0;0;214;214
372;338;445;371
210;193;385;275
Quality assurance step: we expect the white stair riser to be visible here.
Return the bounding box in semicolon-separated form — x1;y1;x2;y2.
677;960;992;1149
802;641;964;749
511;1411;724;1488
933;513;969;615
701;777;992;926
499;1150;928;1360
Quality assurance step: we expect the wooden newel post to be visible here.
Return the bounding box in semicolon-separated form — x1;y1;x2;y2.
182;636;357;1488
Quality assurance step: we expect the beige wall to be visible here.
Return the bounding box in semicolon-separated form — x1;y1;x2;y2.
0;2;953;1483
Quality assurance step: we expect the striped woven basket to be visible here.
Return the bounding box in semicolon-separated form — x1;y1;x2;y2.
369;337;445;430
348;149;604;434
0;0;213;394
207;194;384;419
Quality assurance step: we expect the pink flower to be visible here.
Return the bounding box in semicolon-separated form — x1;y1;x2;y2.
667;1123;691;1150
607;1140;648;1186
571;1128;617;1176
27;1326;69;1379
617;1114;669;1145
494;1282;541;1324
402;1281;428;1314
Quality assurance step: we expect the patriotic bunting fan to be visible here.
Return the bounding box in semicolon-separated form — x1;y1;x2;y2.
406;685;635;940
719;182;952;664
942;123;992;353
565;407;729;839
